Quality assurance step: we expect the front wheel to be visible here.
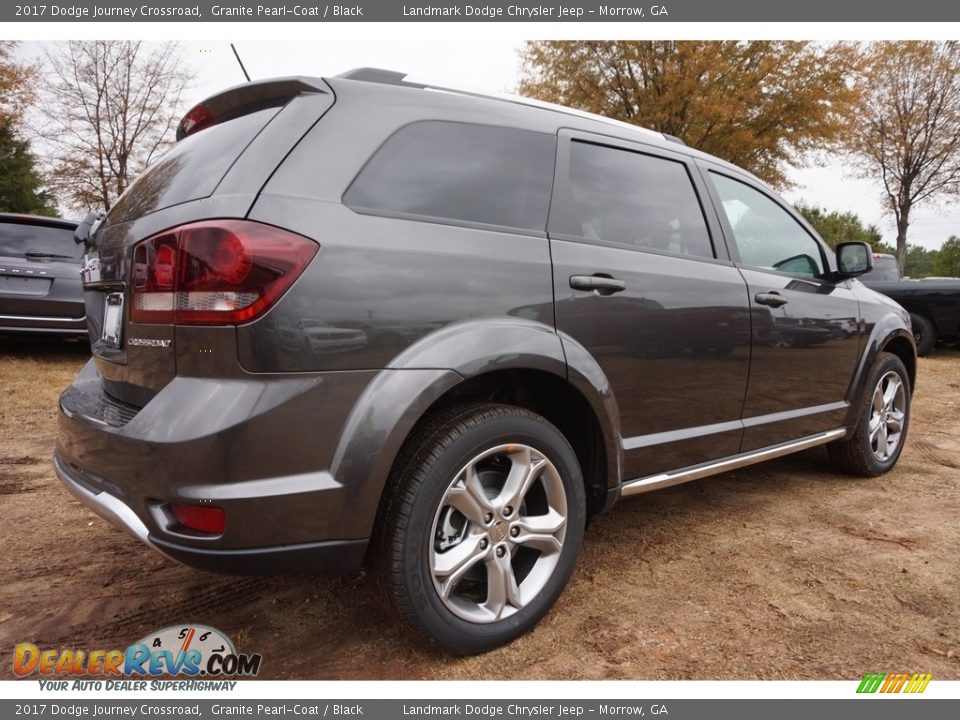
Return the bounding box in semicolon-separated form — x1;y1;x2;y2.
373;403;586;654
828;351;911;476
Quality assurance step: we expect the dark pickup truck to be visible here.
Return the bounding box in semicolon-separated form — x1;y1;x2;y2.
863;253;960;355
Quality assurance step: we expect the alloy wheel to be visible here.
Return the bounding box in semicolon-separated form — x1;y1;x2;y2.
429;443;568;623
869;370;906;462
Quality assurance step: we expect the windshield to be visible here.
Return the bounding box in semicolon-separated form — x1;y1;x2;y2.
0;221;81;260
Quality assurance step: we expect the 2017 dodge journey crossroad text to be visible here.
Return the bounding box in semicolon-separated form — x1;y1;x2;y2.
56;68;916;653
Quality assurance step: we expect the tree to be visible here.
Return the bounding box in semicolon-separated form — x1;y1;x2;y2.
794;203;891;252
903;244;939;278
850;42;960;275
518;41;861;189
0;119;58;215
933;236;960;277
34;41;193;212
0;41;58;215
0;41;36;121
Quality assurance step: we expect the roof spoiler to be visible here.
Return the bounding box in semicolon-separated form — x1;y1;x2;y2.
176;76;328;141
337;67;424;87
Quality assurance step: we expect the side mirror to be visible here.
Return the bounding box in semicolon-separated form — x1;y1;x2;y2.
836;242;873;277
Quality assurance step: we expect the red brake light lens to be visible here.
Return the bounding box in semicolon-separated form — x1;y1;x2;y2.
176;103;216;140
130;220;318;325
170;503;226;535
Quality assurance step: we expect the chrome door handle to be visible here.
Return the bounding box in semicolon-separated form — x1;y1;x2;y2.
755;291;788;308
569;274;626;296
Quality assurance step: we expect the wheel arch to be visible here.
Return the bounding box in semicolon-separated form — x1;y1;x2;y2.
844;314;917;431
330;319;623;541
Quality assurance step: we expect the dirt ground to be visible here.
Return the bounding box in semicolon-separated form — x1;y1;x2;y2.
1;338;958;681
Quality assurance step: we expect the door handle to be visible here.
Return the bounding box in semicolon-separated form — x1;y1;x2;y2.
569;274;626;296
755;291;788;308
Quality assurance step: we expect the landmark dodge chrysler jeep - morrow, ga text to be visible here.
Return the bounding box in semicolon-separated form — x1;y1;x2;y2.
56;69;916;653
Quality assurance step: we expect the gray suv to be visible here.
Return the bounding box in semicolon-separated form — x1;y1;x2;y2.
1;213;86;338
56;69;916;653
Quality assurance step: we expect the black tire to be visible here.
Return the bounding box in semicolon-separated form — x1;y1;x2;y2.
909;313;937;356
828;351;911;477
372;402;586;654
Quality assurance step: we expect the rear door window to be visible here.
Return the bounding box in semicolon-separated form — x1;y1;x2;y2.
343;121;556;233
553;140;715;259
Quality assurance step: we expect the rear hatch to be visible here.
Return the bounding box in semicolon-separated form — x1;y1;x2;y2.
0;218;83;320
80;77;334;407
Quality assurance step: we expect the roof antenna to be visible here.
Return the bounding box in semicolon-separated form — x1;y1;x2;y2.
231;43;251;82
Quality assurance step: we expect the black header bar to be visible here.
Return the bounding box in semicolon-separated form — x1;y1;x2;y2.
6;0;960;23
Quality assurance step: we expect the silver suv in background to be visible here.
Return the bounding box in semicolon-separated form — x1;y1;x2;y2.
0;214;86;338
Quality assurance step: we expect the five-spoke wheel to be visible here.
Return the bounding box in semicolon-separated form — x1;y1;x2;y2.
430;444;568;623
868;371;906;462
374;403;585;654
829;351;911;476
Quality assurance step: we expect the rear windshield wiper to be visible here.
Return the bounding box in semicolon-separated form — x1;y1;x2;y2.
25;251;76;259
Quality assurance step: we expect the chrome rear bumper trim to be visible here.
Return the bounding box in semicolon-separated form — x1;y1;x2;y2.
0;313;86;322
54;453;155;550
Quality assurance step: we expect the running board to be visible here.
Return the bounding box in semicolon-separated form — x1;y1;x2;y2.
620;428;847;497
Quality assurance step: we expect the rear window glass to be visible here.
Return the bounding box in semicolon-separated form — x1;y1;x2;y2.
344;121;556;232
864;256;900;281
0;222;80;260
109;107;279;224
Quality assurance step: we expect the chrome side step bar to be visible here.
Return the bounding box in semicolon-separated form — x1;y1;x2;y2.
620;428;847;497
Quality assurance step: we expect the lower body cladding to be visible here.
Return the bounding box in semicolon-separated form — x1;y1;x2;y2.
54;359;459;575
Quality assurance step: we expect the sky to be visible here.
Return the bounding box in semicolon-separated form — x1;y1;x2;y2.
18;39;959;251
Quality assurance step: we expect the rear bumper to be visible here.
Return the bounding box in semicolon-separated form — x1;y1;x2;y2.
55;359;379;575
54;453;367;574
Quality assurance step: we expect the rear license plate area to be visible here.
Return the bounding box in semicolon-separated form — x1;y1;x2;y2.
101;292;124;346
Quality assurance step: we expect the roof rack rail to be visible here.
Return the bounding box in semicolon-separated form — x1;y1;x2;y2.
663;133;686;146
335;67;664;142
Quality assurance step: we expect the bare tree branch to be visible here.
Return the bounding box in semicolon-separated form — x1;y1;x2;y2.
32;41;194;213
850;42;960;273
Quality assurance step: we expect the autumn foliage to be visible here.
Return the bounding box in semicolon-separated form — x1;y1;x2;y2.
519;41;861;189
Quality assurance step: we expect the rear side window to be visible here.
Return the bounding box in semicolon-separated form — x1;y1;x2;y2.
0;222;81;260
556;141;715;259
109;107;280;224
344;121;555;232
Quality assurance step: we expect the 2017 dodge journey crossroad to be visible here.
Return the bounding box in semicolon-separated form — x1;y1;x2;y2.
56;68;916;653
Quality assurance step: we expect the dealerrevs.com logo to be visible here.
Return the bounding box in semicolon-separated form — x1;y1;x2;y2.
13;625;262;685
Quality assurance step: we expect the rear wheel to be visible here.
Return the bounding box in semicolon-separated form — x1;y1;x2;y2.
373;403;586;654
828;352;910;476
909;313;937;356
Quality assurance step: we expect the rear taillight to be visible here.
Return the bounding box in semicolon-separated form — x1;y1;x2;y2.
130;220;317;325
